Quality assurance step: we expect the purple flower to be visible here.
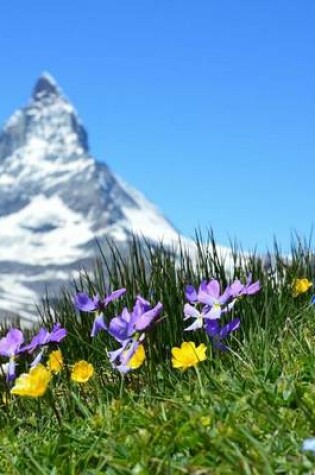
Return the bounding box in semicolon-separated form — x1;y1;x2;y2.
230;274;260;298
108;297;163;343
21;323;67;368
74;288;126;313
205;318;240;351
108;338;144;374
185;285;198;304
108;296;162;373
30;350;45;368
74;293;101;312
185;280;234;320
21;323;67;367
22;323;67;353
183;303;220;331
74;288;126;337
0;329;25;382
198;280;231;307
183;279;236;333
91;314;108;337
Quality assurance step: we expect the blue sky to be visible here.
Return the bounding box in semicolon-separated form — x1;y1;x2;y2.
1;1;315;251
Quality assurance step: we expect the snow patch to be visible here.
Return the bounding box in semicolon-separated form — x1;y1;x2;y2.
0;195;94;265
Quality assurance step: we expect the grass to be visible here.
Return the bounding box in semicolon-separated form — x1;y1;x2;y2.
1;233;315;473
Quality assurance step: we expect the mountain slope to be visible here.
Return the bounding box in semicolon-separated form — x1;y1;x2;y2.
0;73;184;325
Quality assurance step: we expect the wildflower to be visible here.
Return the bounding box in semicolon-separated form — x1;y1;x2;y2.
183;303;224;331
186;280;232;319
74;288;126;312
185;285;199;304
22;323;67;352
107;296;162;372
310;295;315;305
171;341;207;370
11;364;51;398
73;288;126;337
47;350;63;374
200;416;211;426
21;323;67;367
205;318;240;351
230;274;261;298
127;344;146;370
184;276;260;333
109;296;162;341
302;437;315;454
0;329;25;382
292;278;312;297
71;360;94;383
183;280;236;332
91;313;107;338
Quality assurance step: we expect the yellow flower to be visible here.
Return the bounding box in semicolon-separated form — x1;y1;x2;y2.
47;350;63;374
127;344;146;370
171;341;207;370
11;364;51;398
200;415;212;427
71;360;94;383
292;278;312;297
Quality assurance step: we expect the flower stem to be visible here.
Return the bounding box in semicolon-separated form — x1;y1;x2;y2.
119;374;125;399
194;365;205;398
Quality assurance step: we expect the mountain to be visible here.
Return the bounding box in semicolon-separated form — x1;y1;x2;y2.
0;73;185;325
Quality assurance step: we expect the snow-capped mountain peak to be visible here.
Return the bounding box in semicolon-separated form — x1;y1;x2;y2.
0;73;184;324
32;72;62;99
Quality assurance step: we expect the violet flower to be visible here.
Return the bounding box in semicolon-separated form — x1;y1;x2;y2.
183;303;218;331
108;338;144;374
230;274;260;298
91;313;108;337
183;280;236;332
73;288;126;337
185;280;234;320
0;328;25;382
21;323;67;367
108;296;162;373
205;318;240;351
22;323;67;352
108;297;162;342
74;288;126;313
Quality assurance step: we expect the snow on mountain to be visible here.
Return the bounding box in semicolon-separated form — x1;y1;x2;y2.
0;73;190;325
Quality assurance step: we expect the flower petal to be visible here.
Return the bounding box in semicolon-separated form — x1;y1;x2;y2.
184;318;204;331
219;318;240;339
103;288;126;306
0;329;24;357
74;292;99;312
206;280;221;299
134;302;163;331
183;303;200;319
185;285;198;303
91;314;107;337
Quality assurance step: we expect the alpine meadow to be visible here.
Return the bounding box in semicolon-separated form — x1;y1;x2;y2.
1;234;315;473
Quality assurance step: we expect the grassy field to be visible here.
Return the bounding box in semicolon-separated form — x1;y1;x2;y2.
1;234;315;474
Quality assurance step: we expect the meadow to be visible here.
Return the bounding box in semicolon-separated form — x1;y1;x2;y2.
1;233;315;474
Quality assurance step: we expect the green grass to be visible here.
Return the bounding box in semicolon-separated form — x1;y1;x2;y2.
1;233;315;474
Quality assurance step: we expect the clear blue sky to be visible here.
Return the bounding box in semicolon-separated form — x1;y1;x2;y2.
1;1;315;251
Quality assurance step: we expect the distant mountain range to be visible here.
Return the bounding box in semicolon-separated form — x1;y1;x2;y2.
0;73;187;325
